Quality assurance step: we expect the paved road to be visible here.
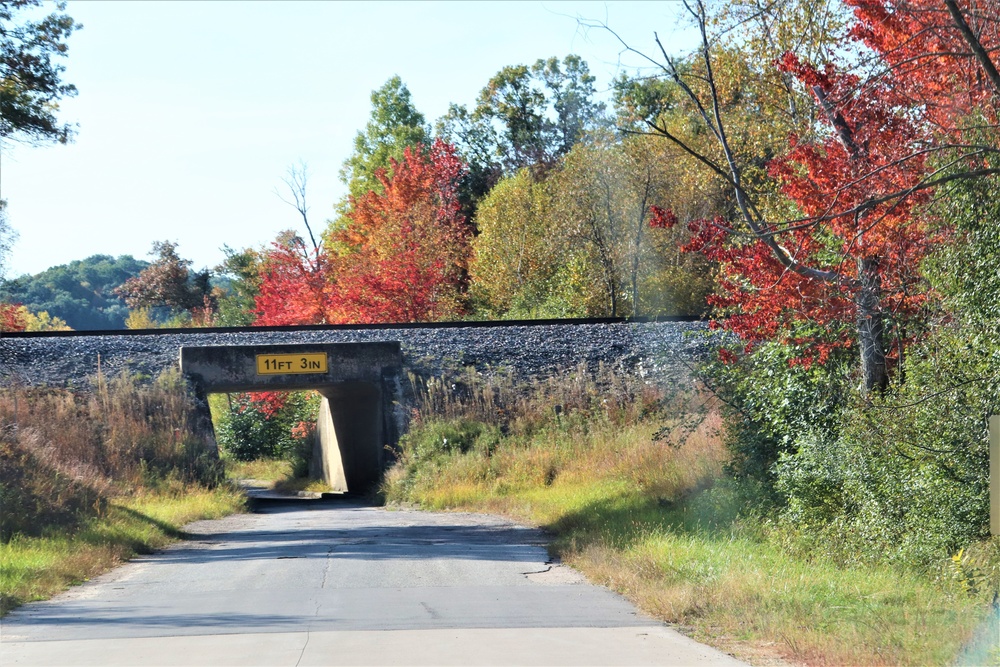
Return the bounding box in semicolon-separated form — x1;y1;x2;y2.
0;497;746;666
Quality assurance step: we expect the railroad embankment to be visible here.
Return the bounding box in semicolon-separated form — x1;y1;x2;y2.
0;319;712;388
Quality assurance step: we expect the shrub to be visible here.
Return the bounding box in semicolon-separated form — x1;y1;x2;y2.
694;317;997;573
715;322;998;572
831;324;996;567
699;338;853;509
214;391;319;466
384;365;723;504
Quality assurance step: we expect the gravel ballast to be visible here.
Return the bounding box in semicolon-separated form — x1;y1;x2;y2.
0;319;716;389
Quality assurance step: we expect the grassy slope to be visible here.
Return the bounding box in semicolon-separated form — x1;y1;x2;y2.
383;410;998;666
0;487;245;615
0;376;248;615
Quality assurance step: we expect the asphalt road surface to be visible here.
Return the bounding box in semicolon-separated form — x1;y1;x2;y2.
0;497;747;666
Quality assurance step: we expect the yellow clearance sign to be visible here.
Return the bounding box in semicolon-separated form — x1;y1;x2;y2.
256;353;329;375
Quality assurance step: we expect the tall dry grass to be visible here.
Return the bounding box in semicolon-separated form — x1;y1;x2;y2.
387;365;726;513
408;363;693;435
0;369;222;540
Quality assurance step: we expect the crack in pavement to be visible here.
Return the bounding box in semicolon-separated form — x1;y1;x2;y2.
294;631;310;667
320;546;334;589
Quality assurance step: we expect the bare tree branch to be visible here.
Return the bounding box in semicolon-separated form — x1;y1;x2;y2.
274;161;319;253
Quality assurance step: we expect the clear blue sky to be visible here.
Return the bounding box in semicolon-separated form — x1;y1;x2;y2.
1;1;696;279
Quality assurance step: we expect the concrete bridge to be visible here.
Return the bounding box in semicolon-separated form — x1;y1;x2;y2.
0;318;711;491
180;342;402;492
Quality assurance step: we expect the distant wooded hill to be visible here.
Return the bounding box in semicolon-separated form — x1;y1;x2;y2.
0;255;149;330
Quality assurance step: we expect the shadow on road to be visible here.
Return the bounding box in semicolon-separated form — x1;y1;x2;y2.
152;495;549;567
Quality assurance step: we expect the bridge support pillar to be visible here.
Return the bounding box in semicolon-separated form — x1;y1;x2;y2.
315;396;347;492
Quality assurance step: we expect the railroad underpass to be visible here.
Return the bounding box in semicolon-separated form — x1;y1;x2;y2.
178;342;404;492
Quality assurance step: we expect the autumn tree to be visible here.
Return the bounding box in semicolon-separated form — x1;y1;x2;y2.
0;301;24;331
470;169;597;318
551;136;724;316
838;1;1000;349
253;233;330;326
14;305;70;330
115;241;215;326
606;0;1000;393
254;140;470;326
329;139;470;323
847;0;1000;141
470;132;717;319
614;0;846;217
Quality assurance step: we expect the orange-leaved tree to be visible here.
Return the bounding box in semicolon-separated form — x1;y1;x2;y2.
328;138;471;323
0;303;26;332
253;139;470;326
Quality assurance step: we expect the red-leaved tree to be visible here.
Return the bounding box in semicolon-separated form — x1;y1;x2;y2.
643;0;1000;393
847;0;1000;139
253;236;332;326
329;138;470;323
253;139;470;326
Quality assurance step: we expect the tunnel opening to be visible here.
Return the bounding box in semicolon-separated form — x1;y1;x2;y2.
179;342;404;494
206;388;322;489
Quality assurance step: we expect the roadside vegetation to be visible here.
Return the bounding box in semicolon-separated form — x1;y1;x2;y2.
223;456;294;484
0;371;245;615
383;368;1000;666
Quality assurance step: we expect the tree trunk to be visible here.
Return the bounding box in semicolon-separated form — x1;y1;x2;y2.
631;187;650;317
856;257;888;394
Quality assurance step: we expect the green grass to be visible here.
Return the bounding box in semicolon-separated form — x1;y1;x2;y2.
562;494;994;666
223;456;295;483
0;486;245;615
223;456;334;494
383;413;999;666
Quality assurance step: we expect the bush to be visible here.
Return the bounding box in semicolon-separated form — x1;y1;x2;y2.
709;320;998;572
699;338;853;509
832;324;996;567
214;391;319;466
404;418;501;464
694;312;998;574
